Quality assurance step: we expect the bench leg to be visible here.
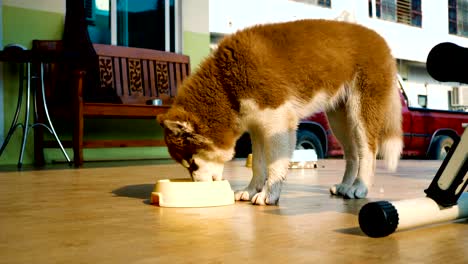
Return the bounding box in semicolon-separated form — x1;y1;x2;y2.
73;111;84;167
73;70;85;167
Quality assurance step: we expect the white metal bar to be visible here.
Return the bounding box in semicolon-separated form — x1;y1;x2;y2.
371;0;376;18
175;0;182;53
38;63;71;164
18;63;31;168
165;0;170;51
111;0;117;45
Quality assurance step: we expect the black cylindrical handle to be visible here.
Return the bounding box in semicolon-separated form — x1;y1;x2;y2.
358;201;399;238
426;42;468;84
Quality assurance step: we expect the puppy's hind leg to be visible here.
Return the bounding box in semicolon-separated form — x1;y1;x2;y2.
327;106;360;197
345;124;377;199
341;90;380;199
234;129;267;201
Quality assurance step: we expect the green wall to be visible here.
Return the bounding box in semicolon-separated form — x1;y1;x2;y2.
1;5;211;166
3;6;64;48
1;5;65;165
183;31;210;73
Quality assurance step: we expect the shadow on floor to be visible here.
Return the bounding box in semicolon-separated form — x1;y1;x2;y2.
334;227;367;237
264;195;371;217
112;184;154;199
0;158;175;172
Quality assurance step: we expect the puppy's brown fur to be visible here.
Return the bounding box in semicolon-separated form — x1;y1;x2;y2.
158;20;402;204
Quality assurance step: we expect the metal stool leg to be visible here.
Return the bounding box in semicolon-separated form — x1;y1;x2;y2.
38;63;71;164
18;63;31;168
1;59;71;167
0;64;25;157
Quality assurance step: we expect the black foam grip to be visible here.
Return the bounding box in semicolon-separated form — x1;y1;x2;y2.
426;42;468;84
358;201;399;238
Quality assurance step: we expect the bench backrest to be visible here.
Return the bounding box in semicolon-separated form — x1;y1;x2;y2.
93;44;190;104
32;40;190;105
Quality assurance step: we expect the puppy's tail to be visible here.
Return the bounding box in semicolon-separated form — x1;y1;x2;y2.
378;78;403;171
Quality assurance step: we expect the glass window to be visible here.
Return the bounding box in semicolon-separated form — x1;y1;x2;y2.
449;0;468;37
449;0;458;34
411;0;422;27
318;0;331;7
374;0;422;27
381;0;397;22
418;94;427;108
86;0;179;52
289;0;331;8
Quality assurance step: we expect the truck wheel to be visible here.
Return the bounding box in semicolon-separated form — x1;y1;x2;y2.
234;133;252;158
296;130;324;159
429;135;454;160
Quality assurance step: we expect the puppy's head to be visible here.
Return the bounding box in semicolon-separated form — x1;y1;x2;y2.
157;108;233;181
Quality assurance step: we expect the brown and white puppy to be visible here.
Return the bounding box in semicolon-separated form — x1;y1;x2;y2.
157;19;403;205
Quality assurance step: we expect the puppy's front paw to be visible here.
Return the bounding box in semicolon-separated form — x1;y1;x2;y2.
330;182;368;199
344;181;368;199
251;190;279;205
330;183;351;196
234;188;259;201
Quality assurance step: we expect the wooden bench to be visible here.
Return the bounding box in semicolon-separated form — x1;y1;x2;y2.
33;40;190;166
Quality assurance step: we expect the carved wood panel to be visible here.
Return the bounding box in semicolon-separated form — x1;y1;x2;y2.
156;61;169;95
98;56;113;91
128;59;143;94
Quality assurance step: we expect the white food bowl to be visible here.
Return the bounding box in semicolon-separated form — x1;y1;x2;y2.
289;149;318;169
150;178;235;207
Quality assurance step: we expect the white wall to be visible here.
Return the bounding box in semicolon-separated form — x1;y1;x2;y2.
209;0;468;110
210;0;347;34
209;0;468;63
3;0;65;13
403;82;451;110
184;0;209;35
359;1;468;62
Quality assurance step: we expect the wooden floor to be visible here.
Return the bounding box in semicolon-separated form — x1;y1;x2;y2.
0;159;467;264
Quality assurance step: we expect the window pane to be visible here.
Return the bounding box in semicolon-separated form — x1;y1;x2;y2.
411;0;421;11
318;0;331;7
118;0;165;50
381;0;396;21
289;0;331;8
86;0;175;51
458;0;468;36
449;9;457;20
87;0;111;44
376;0;382;18
412;13;422;27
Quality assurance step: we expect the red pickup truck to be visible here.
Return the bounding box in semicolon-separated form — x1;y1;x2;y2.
297;79;468;160
235;79;468;160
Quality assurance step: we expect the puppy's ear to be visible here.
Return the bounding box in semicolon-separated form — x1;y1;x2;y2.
156;114;166;127
162;120;194;135
160;117;213;145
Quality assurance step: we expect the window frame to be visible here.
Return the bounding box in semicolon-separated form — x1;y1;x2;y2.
372;0;422;27
449;0;468;37
289;0;331;8
449;0;458;34
87;0;182;53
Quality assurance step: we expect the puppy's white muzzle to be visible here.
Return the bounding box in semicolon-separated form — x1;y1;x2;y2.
191;160;225;182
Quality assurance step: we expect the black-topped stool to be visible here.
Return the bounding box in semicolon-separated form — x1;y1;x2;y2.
0;44;71;168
